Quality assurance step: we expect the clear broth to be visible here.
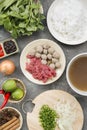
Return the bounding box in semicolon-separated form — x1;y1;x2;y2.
69;56;87;91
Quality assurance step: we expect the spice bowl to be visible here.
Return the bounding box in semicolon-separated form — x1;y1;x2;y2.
0;107;23;130
2;78;26;103
0;38;19;59
66;53;87;96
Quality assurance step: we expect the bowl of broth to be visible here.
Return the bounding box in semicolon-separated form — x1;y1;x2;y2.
66;53;87;96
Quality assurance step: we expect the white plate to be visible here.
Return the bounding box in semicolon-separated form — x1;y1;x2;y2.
20;39;66;85
47;0;87;45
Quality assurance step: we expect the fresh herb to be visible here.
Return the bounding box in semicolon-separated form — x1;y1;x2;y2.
0;0;45;38
39;105;58;130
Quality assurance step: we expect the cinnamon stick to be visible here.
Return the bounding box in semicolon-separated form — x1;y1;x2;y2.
0;117;20;130
4;119;20;130
0;117;17;130
9;123;20;130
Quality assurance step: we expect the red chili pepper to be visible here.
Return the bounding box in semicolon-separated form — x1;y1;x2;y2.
0;90;4;94
0;90;10;109
0;44;4;57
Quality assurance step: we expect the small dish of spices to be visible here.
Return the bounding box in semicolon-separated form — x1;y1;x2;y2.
0;38;19;59
3;40;17;54
0;107;23;130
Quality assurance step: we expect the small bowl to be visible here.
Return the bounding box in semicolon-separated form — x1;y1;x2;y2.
66;53;87;96
2;78;26;103
0;107;23;130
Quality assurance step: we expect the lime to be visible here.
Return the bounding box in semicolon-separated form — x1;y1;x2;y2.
2;79;17;92
11;88;24;100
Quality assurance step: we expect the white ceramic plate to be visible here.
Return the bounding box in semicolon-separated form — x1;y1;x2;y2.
47;0;87;45
20;39;66;85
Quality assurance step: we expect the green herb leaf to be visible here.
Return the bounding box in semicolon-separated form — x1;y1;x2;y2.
0;0;45;38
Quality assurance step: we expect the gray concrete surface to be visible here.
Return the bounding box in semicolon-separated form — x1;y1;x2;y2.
0;0;87;130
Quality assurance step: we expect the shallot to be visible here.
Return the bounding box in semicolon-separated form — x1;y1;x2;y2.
0;60;15;75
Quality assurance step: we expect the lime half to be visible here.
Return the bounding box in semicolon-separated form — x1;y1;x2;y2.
2;79;17;92
11;88;24;100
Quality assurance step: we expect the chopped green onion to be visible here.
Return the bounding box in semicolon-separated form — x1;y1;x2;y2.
39;105;58;130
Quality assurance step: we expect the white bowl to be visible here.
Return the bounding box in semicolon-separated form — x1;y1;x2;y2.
20;39;66;85
66;53;87;96
0;107;23;130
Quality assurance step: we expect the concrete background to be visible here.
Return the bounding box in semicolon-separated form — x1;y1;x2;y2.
0;0;87;130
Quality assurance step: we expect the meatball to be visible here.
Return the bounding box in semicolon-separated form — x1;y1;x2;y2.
52;58;58;63
47;54;52;60
48;47;54;54
35;53;41;58
29;49;35;56
43;49;48;54
41;54;47;60
36;45;43;53
43;44;50;49
41;60;47;65
53;52;60;59
55;62;61;68
49;63;55;69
